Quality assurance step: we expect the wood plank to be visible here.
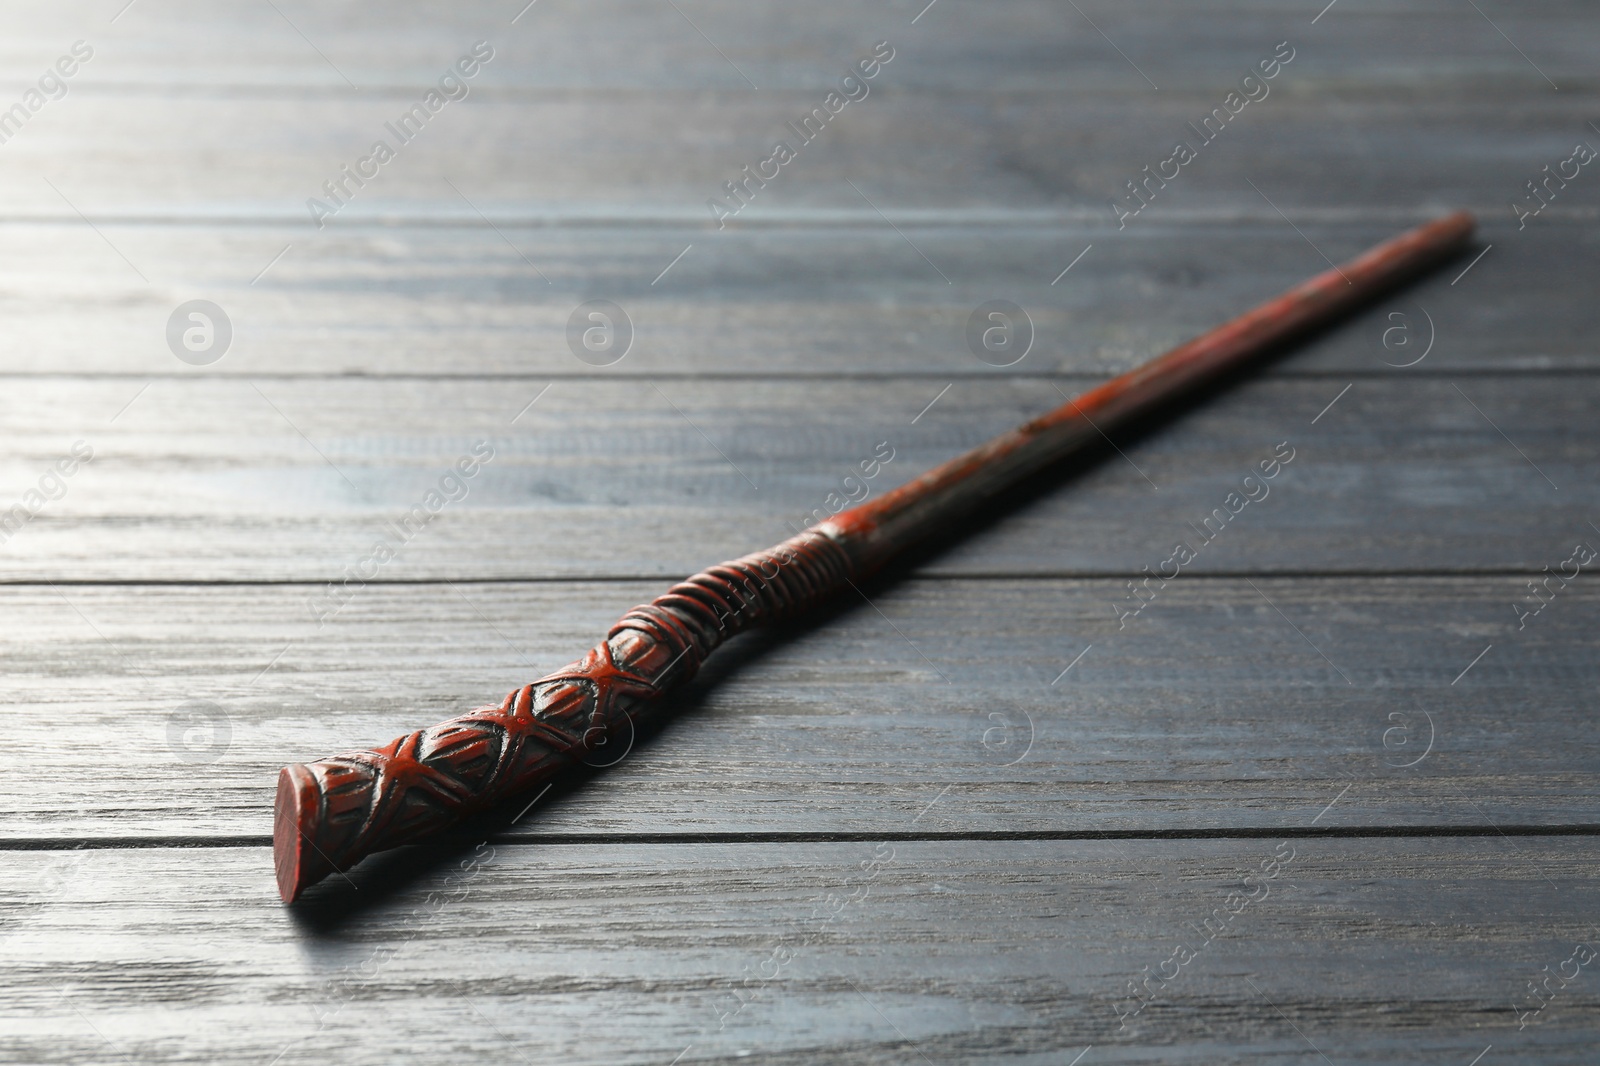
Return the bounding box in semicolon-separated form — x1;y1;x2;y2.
5;0;1596;91
0;375;1590;580
3;575;1596;839
5;90;1598;221
2;839;1596;1062
0;1;1594;221
0;221;1589;376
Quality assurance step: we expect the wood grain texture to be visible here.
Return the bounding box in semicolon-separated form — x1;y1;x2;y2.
2;841;1596;1063
2;575;1594;839
4;0;1596;91
1;222;1590;377
1;0;1594;1059
10;92;1600;219
0;375;1590;580
0;1;1594;218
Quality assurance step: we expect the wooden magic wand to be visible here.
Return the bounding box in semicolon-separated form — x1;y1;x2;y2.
275;211;1475;901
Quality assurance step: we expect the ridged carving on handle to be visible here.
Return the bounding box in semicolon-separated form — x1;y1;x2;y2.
275;530;854;901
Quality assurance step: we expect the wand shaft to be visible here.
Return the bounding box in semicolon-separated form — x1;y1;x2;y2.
832;211;1474;570
275;211;1474;901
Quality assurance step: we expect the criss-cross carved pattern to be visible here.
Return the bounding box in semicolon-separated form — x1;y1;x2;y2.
302;641;653;870
290;530;854;880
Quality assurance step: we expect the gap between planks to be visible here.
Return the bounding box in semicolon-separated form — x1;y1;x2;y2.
6;368;1600;381
3;568;1591;588
8;825;1600;850
0;208;1588;227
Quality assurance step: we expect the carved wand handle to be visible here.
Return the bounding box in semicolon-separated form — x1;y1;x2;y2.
276;210;1475;901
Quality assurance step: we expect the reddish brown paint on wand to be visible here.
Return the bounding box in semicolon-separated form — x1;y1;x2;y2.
274;210;1475;902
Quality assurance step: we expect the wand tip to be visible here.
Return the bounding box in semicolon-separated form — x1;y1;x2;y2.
1440;208;1477;240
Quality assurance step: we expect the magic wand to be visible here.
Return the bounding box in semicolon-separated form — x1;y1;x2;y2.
276;210;1475;901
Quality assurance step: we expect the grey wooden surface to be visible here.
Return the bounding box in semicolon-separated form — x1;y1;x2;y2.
2;1;1597;1063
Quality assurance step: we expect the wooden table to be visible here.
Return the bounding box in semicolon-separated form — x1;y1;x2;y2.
3;2;1596;1062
